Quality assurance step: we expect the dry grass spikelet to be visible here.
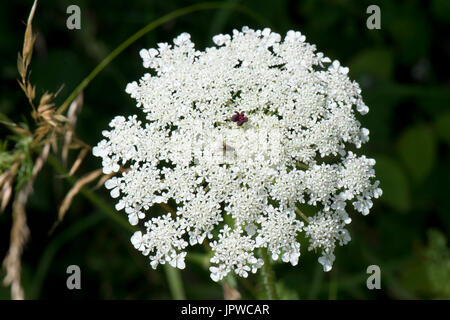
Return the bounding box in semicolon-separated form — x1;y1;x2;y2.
56;169;103;226
3;143;49;300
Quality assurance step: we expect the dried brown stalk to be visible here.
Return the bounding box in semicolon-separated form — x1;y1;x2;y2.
94;172;116;190
3;143;49;300
57;169;103;224
223;282;241;300
62;92;84;165
0;161;21;213
68;147;89;177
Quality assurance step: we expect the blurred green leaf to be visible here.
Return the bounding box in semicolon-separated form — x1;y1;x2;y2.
401;229;450;299
349;49;393;80
435;111;450;147
431;0;450;23
397;124;436;184
425;229;450;298
375;155;410;212
276;281;299;300
385;6;430;64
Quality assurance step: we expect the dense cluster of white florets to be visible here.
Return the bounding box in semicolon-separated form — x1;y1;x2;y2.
93;27;381;281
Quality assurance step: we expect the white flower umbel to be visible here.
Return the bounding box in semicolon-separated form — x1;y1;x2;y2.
93;27;381;281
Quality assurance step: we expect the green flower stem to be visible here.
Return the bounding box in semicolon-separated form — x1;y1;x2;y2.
259;247;279;300
164;264;186;300
57;1;271;115
45;153;186;300
295;207;309;223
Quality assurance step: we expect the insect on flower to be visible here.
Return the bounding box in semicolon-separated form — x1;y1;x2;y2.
231;111;248;126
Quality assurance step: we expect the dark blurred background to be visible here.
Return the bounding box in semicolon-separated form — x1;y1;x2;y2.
0;0;449;299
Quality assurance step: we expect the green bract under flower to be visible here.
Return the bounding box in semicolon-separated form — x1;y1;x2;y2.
93;27;381;281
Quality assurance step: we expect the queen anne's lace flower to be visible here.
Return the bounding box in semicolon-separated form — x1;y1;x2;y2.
93;27;381;280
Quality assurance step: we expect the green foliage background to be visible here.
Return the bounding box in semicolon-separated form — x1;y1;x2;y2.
0;0;449;299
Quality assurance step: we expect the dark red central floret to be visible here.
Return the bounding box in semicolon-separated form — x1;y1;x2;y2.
231;111;248;126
